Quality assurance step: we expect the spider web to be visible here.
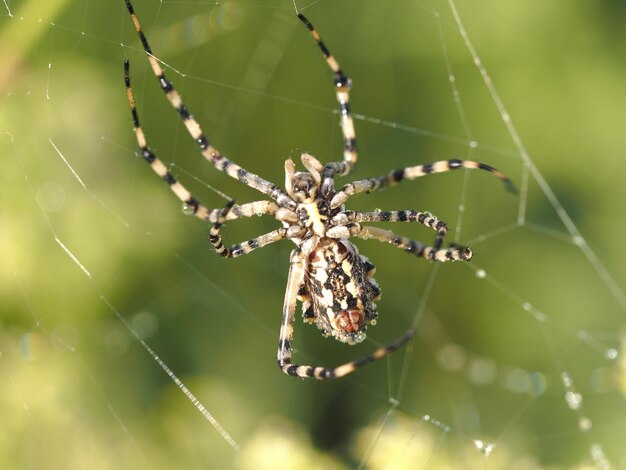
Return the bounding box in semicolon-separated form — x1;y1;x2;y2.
2;0;626;468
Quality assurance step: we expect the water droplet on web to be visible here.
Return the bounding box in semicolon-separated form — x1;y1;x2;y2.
437;343;467;371
181;202;196;215
560;372;573;388
469;140;478;149
572;235;584;246
448;74;455;83
504;368;527;394
604;348;618;360
578;416;592;432
476;269;486;279
473;440;494;457
522;302;532;311
467;357;497;385
526;372;547;396
591;443;610;470
131;311;159;339
458;204;465;212
565;391;582;410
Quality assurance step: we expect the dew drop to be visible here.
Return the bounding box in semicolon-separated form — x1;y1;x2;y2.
476;269;486;279
504;369;527;394
181;202;196;215
467;357;497;385
560;372;573;388
525;372;547;396
437;343;467;371
473;440;494;457
604;348;618;360
469;140;478;149
565;391;582;410
131;311;159;339
578;416;592;432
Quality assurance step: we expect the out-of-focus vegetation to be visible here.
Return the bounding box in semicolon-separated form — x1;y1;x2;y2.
1;0;626;468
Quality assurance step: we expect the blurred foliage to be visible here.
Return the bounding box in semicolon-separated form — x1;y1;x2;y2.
1;0;626;468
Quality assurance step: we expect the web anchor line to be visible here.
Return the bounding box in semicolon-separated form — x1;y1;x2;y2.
448;0;626;314
100;296;240;451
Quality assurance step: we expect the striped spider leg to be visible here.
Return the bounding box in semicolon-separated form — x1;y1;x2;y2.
124;60;295;225
329;159;515;254
123;3;514;380
297;14;357;195
123;0;295;212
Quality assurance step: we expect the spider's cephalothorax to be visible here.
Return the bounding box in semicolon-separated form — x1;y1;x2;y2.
123;1;515;379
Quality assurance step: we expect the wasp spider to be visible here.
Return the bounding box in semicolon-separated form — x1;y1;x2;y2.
123;1;514;379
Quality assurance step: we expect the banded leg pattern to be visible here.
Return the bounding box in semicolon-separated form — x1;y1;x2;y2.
126;61;279;224
278;329;415;380
331;158;516;208
297;14;357;194
124;0;294;209
334;210;449;249
327;223;472;262
210;201;302;258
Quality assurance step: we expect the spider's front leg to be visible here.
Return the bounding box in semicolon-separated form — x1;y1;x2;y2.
277;248;415;380
327;223;472;262
330;158;516;208
124;60;280;224
209;201;303;258
297;14;357;194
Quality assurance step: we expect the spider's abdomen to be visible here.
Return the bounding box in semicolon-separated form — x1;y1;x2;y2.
301;239;381;345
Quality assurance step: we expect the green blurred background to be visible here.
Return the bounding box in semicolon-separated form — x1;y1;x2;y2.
2;0;626;468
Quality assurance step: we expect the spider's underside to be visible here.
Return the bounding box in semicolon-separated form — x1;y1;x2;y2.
123;0;514;379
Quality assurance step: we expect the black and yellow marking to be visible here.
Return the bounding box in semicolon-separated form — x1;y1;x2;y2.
342;224;472;262
277;328;415;380
340;210;449;250
209;200;295;258
124;0;294;208
331;158;516;209
297;14;357;180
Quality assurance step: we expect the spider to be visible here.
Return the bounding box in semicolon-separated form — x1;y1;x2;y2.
122;1;514;380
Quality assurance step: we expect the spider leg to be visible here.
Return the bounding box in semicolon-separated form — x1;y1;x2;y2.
123;1;294;209
327;223;472;262
210;201;304;258
297;14;357;193
124;60;280;223
330;158;516;208
277;249;414;380
334;210;449;250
